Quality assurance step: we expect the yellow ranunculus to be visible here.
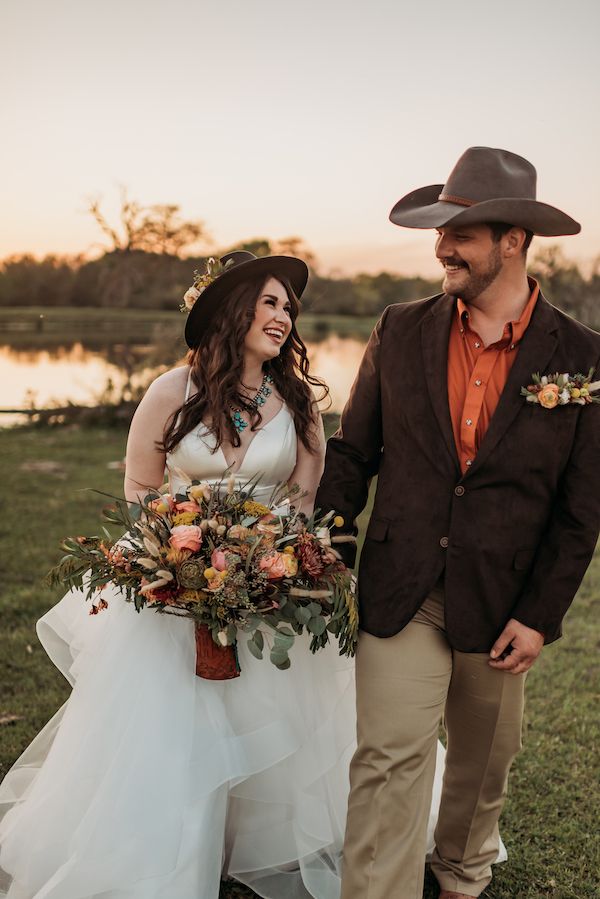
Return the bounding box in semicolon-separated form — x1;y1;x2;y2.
172;512;197;526
203;567;216;580
570;387;581;398
243;500;271;517
282;553;298;577
283;545;295;555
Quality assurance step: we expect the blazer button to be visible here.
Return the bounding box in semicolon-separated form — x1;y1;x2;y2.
454;485;465;496
439;536;449;548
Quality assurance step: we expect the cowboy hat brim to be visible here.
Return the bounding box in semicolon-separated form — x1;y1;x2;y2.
185;255;309;349
389;184;581;236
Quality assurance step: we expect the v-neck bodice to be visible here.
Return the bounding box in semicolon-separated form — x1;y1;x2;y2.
166;406;297;502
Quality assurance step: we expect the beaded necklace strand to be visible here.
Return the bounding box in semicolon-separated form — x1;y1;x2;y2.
230;372;273;433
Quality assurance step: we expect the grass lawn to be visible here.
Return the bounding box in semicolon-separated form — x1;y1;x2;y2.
0;425;598;898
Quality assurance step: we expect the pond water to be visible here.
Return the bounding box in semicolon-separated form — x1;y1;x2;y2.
0;334;369;424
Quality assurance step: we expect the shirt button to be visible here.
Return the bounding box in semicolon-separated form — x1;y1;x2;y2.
466;418;473;426
474;342;481;348
475;379;482;386
439;536;449;548
465;459;473;466
454;485;465;496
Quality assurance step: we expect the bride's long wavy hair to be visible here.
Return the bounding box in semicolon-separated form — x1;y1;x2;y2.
161;274;329;454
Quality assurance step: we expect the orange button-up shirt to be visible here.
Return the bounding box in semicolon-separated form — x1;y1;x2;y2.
448;278;540;474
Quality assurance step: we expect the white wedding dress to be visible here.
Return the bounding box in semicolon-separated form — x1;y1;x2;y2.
0;404;457;899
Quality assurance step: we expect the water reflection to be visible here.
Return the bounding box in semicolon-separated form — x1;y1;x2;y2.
0;335;367;420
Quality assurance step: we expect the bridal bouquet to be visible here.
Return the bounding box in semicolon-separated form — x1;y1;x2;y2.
47;475;358;680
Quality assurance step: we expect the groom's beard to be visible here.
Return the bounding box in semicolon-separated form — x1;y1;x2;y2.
441;243;503;302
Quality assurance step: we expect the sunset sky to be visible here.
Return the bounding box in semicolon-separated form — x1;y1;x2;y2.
2;0;599;277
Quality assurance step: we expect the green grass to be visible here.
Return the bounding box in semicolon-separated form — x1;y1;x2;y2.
0;425;598;898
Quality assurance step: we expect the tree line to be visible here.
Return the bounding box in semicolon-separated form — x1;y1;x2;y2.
0;194;598;328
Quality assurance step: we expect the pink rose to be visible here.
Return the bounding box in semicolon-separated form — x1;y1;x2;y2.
169;525;203;552
259;552;287;580
211;548;228;571
176;501;201;515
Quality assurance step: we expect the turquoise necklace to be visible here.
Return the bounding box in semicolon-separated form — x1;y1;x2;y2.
230;372;273;433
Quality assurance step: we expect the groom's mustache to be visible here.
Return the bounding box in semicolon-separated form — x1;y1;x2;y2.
439;257;469;269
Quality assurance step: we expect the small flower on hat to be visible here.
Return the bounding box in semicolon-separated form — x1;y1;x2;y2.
180;256;236;313
521;369;600;409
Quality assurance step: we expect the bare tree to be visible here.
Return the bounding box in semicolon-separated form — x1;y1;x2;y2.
88;188;210;257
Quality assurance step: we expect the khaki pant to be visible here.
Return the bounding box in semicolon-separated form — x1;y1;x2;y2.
341;588;526;899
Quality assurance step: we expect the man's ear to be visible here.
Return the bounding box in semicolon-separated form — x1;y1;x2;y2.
503;227;527;258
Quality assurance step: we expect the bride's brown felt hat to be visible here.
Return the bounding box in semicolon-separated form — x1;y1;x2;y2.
185;251;309;349
389;146;580;236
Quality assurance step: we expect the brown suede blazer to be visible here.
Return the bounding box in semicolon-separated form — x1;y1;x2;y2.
315;291;600;651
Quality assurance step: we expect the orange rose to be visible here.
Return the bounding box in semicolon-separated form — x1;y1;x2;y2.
538;384;560;409
176;500;201;515
169;525;203;552
259;552;287;579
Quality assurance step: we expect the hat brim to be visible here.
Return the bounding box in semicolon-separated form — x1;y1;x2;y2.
389;184;581;236
185;255;309;348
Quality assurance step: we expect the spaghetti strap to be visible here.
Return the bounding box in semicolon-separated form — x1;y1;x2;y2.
184;367;193;402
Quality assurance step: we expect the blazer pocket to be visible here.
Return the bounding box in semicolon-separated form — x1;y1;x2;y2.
513;548;536;571
365;516;391;542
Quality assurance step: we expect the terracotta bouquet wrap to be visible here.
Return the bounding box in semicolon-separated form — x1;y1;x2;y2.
47;474;358;680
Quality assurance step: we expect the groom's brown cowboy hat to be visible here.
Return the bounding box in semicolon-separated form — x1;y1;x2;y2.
389;146;580;236
185;251;308;348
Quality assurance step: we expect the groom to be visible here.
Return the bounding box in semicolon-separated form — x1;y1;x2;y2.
316;147;600;898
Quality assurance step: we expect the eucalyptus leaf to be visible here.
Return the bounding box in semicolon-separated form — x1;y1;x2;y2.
247;639;263;661
307;616;327;636
253;630;264;651
273;631;294;650
295;606;312;625
270;647;289;666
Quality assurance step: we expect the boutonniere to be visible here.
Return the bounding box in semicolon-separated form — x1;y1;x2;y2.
521;369;600;409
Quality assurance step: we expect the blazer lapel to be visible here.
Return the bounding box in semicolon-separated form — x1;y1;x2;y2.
464;294;559;479
421;295;461;474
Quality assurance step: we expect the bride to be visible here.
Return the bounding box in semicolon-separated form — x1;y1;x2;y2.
0;251;447;899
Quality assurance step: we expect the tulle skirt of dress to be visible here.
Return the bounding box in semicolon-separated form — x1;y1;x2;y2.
0;584;452;899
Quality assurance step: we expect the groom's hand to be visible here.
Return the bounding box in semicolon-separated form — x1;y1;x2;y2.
489;618;544;675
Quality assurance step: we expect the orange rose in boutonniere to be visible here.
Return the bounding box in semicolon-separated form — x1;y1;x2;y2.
538;384;560;409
